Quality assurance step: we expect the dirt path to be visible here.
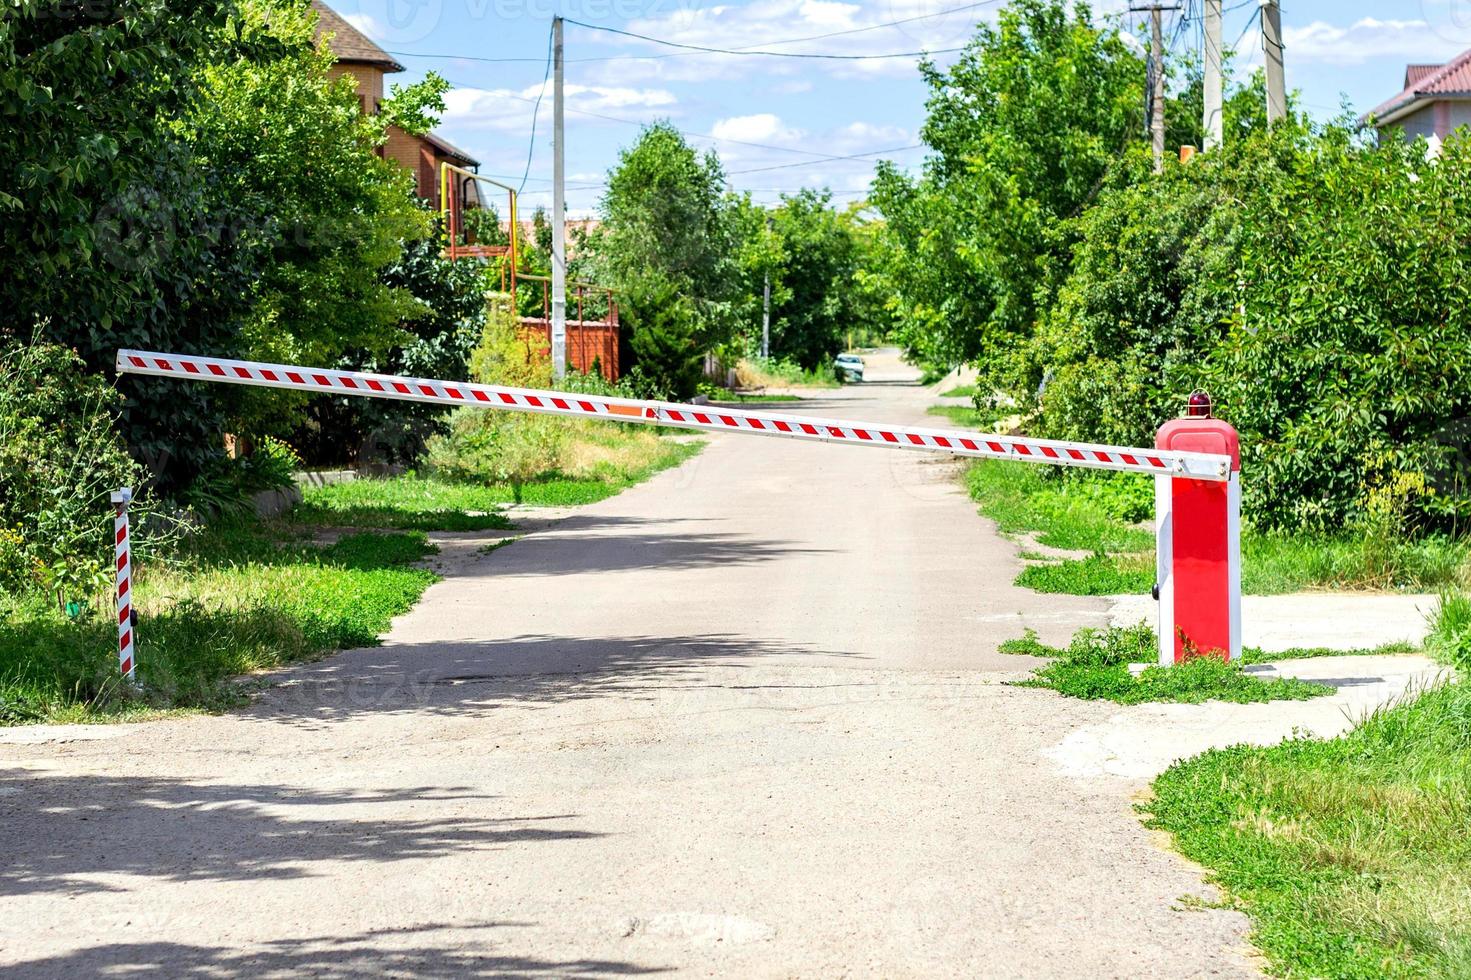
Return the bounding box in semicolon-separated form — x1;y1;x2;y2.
3;351;1274;976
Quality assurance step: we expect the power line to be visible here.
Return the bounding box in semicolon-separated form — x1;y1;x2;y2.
516;24;554;194
727;144;924;175
564;19;963;60
484;84;912;162
388;1;994;66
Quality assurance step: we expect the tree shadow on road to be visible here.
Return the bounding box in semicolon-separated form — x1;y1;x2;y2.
2;925;669;977
458;516;834;578
0;770;600;898
249;632;868;727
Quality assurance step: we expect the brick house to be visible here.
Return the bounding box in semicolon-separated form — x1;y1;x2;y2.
1364;46;1471;152
313;0;479;207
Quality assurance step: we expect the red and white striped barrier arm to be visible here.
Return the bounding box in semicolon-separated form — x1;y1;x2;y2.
115;350;1232;481
110;488;136;683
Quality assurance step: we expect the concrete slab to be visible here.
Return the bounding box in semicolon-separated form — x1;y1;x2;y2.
1110;592;1442;652
1044;654;1451;781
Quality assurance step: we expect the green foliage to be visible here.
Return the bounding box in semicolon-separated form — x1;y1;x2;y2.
1;0;437;491
293;478;515;531
0;343;144;603
0;522;436;721
177;435;300;517
1427;591;1471;672
292;228;490;467
1014;623;1333;705
591;122;735;349
621;274;706;400
1030;123;1471;533
1148;679;1471;977
373;72;450;138
870;0;1145;369
760;189;865;370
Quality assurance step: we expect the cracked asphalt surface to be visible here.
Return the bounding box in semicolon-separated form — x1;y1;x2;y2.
1;351;1268;977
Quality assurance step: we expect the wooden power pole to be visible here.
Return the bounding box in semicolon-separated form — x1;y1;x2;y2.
1202;0;1223;151
1261;0;1287;125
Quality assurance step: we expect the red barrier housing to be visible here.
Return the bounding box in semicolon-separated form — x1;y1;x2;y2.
1155;418;1242;664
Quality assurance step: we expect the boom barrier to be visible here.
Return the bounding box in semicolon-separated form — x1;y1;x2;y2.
115;349;1241;667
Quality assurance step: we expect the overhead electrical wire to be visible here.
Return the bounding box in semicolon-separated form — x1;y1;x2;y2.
562;19;963;60
387;0;994;65
515;25;554;194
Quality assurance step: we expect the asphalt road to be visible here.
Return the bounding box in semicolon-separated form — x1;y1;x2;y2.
0;350;1261;977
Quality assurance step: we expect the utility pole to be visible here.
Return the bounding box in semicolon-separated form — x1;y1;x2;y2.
1133;3;1179;171
760;214;772;359
1202;0;1223;151
550;16;567;379
1261;0;1287;125
1151;6;1165;171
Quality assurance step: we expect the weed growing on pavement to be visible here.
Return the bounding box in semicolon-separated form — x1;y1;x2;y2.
1003;624;1333;705
0;521;437;723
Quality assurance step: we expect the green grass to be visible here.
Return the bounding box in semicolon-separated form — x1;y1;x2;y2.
294;479;518;530
711;392;804;404
0;522;437;723
1002;624;1334;705
1142;595;1471;978
300;439;702;517
926;404;1006;430
966;460;1471;596
939;384;979;398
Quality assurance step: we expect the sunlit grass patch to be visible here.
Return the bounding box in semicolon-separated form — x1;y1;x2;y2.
0;524;437;723
1004;624;1334;705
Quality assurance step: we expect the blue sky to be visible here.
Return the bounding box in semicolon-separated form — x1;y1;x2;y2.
328;0;1471;215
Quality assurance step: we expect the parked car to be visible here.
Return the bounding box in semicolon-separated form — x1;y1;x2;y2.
833;353;864;383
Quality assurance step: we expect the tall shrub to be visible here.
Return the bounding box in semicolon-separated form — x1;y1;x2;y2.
0;344;143;606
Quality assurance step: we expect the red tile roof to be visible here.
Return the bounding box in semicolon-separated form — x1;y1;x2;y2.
1405;64;1442;87
1367;46;1471;124
312;1;403;72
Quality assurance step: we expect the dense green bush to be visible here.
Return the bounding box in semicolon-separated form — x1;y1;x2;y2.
0;343;142;604
1027;125;1471;531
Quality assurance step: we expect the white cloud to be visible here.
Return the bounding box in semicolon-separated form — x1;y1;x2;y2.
711;113;805;144
441;83;679;131
1283;17;1468;66
577;0;991;85
340;12;385;37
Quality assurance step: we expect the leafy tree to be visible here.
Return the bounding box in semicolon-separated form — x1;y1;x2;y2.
1;0;281;488
586;122;737;389
594;122;733;313
291;227;491;466
1;0;447;489
766;189;859;369
872;0;1144;370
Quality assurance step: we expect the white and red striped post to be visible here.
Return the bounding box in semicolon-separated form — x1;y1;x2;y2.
111;488;136;683
1154;394;1241;665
